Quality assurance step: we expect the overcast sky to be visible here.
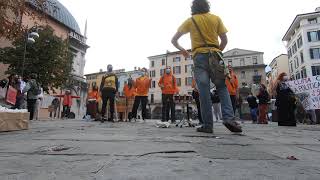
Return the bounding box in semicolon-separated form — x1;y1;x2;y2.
59;0;319;74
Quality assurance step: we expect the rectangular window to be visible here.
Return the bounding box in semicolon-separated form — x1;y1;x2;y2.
290;62;293;73
173;56;181;62
308;18;318;24
228;60;233;66
296;72;301;80
152;81;156;88
301;67;307;78
185;56;192;61
240;58;245;66
173;66;181;74
254;70;259;76
288;48;292;58
176;78;181;86
312;66;320;76
185;77;193;86
149;70;156;77
160;69;165;76
253;56;258;64
151;94;154;103
292;43;297;54
185;64;193;73
295;57;299;68
241;71;246;79
310;48;320;59
307;31;319;42
151;61;155;67
300;52;304;64
297;36;303;48
162;59;166;66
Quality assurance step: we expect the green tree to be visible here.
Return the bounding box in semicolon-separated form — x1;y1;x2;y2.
0;0;52;40
0;26;73;90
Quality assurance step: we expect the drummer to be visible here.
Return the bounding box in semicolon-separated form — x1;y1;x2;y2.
158;66;179;123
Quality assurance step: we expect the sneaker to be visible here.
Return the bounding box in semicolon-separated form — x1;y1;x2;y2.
196;126;213;133
223;121;242;133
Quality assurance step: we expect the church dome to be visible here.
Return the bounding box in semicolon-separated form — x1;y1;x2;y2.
29;0;81;34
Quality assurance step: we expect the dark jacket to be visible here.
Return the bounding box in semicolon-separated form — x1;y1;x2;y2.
247;95;258;109
257;90;270;105
211;92;220;104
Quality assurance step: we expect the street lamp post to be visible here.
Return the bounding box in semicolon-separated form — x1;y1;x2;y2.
21;26;39;78
165;50;170;67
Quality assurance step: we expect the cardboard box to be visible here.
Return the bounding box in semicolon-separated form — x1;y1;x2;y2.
0;112;29;132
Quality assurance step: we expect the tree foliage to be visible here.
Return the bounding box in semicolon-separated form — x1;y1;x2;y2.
0;26;73;90
0;0;52;40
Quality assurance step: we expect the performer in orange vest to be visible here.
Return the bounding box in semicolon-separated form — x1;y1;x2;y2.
54;90;80;119
129;68;151;121
225;65;239;114
123;77;136;121
158;66;179;123
86;85;100;119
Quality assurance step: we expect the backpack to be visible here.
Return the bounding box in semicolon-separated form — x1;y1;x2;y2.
31;81;41;95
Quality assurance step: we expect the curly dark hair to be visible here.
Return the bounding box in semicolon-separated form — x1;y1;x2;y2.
191;0;210;15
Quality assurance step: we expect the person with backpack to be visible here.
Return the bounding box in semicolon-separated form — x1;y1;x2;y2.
22;73;42;120
158;66;178;123
100;64;119;122
257;84;270;124
171;0;242;133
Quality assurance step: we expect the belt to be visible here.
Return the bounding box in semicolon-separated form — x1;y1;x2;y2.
192;44;220;51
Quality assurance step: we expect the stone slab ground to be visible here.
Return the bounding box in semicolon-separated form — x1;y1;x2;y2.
0;120;319;180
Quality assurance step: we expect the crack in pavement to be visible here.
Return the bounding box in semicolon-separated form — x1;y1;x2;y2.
31;139;192;144
138;150;197;157
297;146;320;153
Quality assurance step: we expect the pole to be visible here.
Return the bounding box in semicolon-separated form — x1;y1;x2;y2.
165;51;168;67
21;32;27;78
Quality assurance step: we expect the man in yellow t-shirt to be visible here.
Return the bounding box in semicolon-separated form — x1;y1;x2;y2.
171;0;242;134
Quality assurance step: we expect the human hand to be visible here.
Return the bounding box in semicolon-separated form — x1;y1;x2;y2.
181;50;190;59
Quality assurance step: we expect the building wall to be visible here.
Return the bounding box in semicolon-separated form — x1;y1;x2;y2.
148;53;194;103
223;50;266;87
270;54;289;80
286;15;320;79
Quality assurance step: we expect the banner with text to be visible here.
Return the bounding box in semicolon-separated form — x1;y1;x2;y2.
287;75;320;110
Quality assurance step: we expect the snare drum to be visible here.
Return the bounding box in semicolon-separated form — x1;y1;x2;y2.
184;95;192;102
174;95;180;103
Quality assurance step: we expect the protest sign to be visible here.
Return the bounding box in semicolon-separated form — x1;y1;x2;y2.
287;75;320;110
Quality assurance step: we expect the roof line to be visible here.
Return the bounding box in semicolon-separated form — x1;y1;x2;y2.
282;11;320;41
269;54;288;66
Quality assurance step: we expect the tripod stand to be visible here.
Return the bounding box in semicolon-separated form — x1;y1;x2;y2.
175;94;195;128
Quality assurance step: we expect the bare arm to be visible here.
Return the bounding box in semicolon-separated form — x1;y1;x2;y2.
171;31;190;58
219;33;228;51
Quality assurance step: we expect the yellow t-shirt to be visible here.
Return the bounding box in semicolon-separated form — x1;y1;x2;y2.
178;13;228;55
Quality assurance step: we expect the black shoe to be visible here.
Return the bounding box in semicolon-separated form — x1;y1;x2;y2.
223;121;242;133
196;126;213;133
171;120;176;124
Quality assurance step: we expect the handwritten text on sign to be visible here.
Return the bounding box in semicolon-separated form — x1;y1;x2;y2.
287;75;320;110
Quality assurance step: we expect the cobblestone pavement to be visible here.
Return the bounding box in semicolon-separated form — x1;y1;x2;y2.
0;119;319;180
